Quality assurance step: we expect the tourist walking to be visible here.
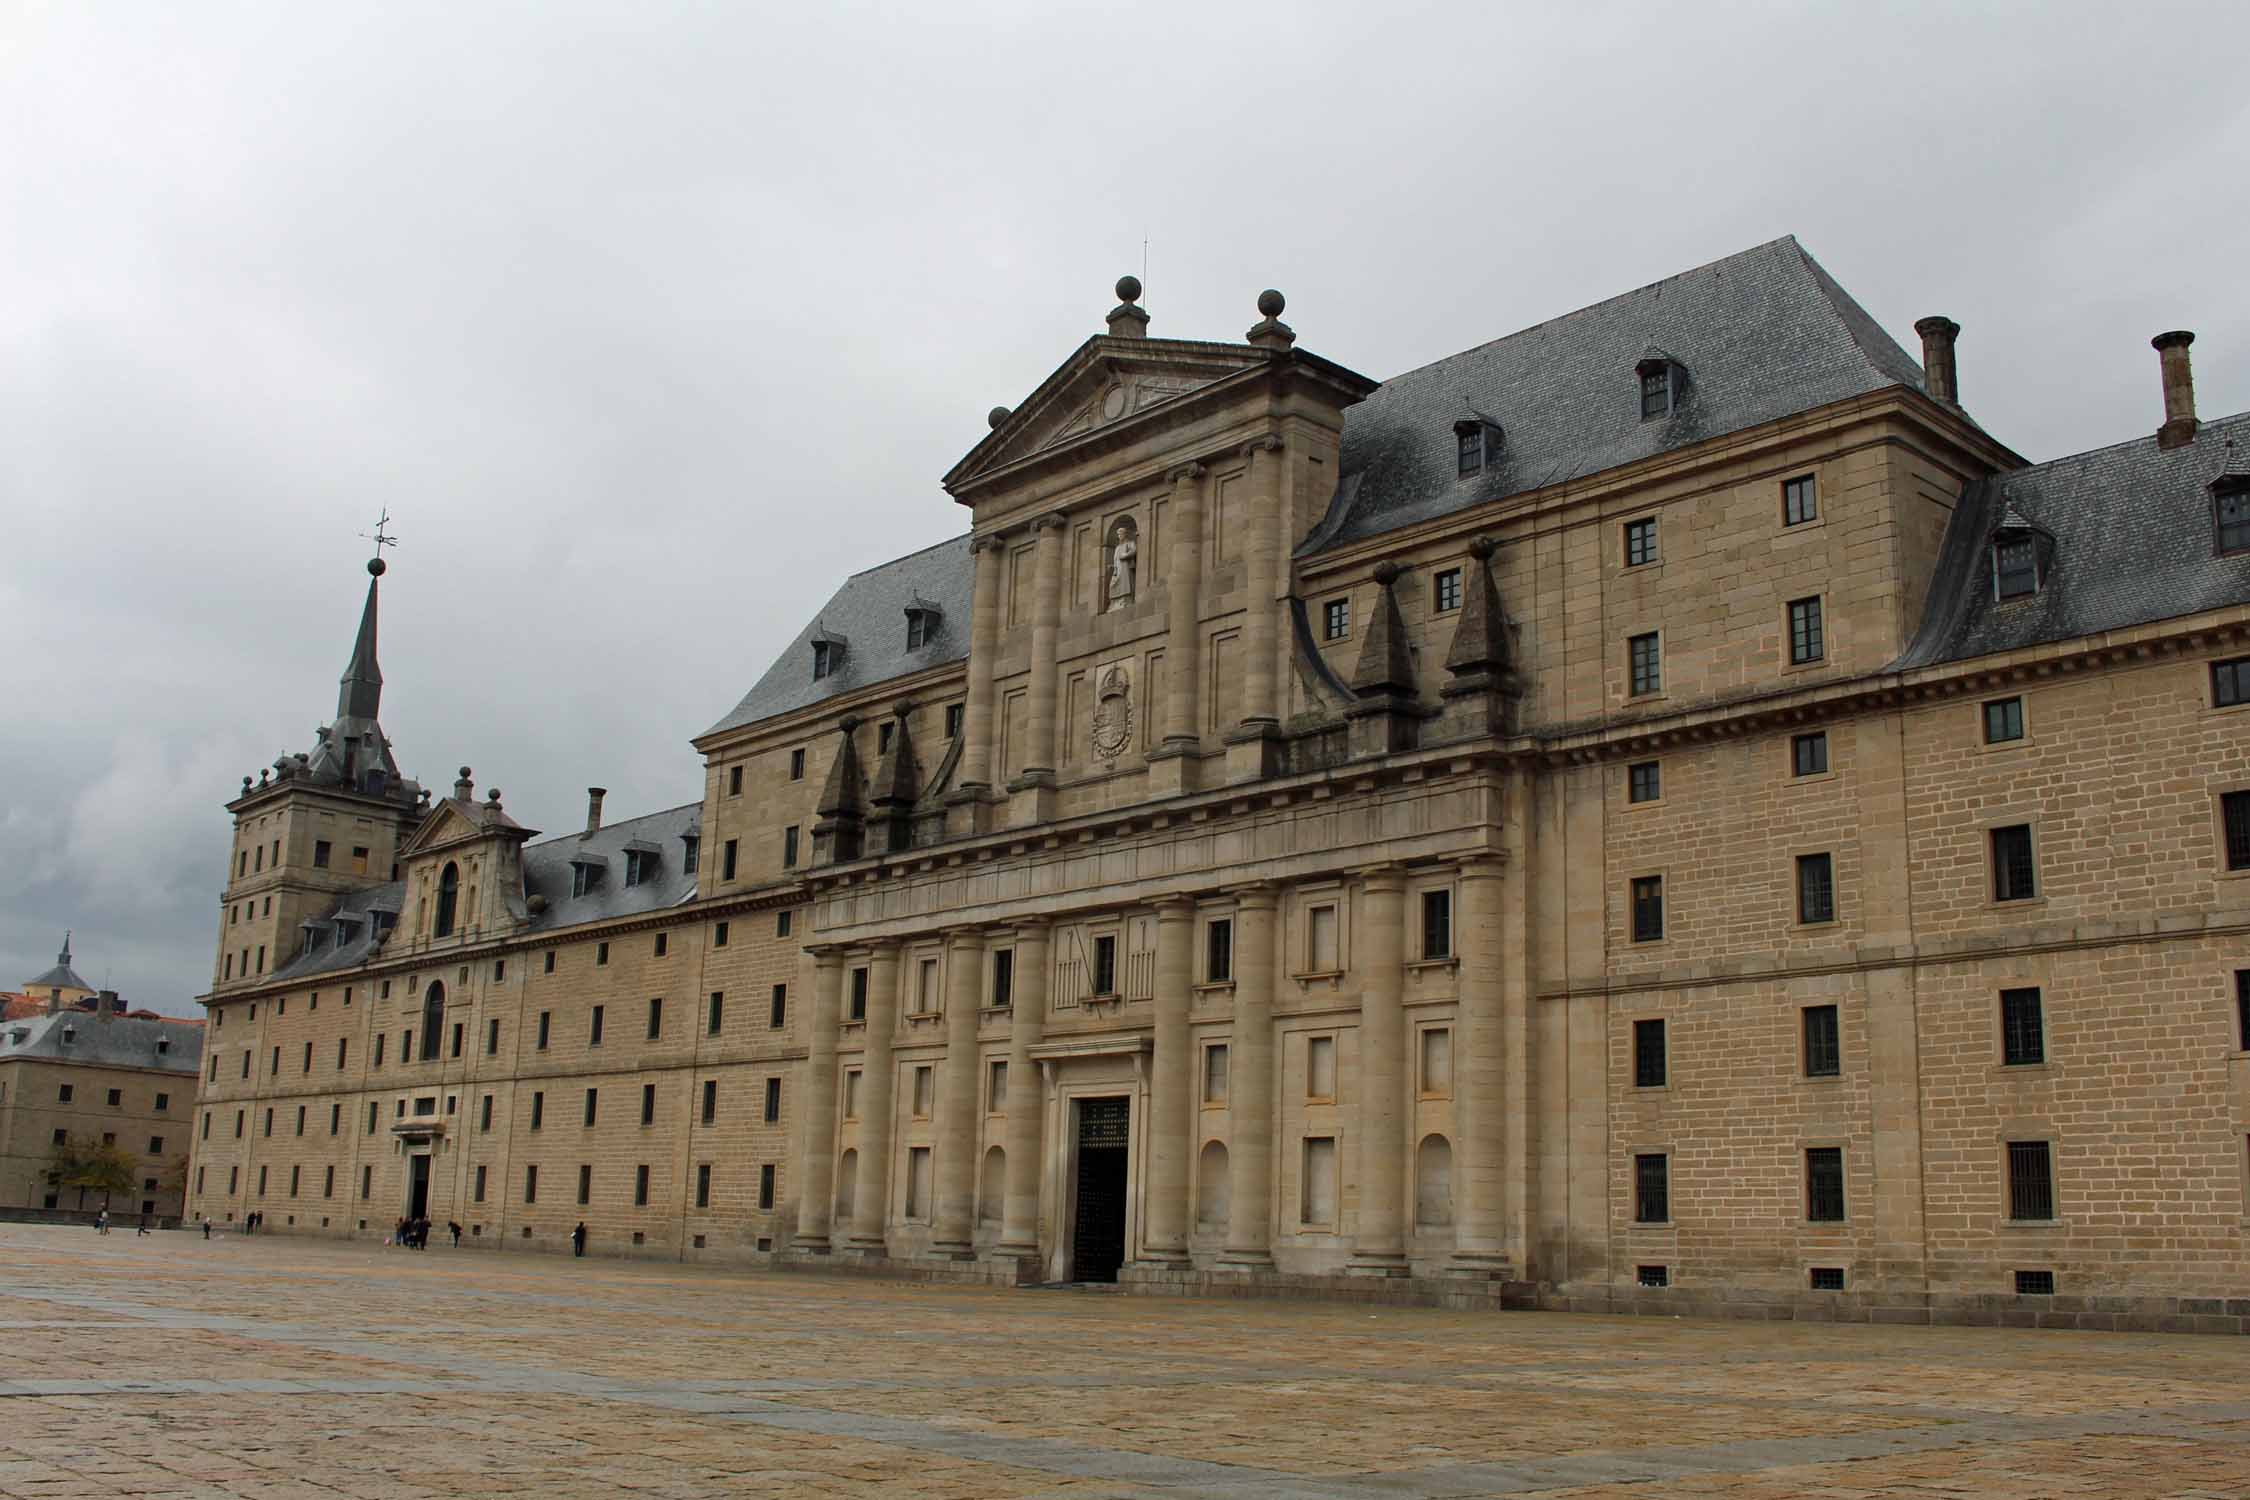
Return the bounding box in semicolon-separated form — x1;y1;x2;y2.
137;1215;150;1237
447;1220;461;1248
571;1222;586;1258
201;1218;211;1240
95;1209;108;1234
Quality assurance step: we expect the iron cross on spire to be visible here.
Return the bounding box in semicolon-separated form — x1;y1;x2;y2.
359;509;398;575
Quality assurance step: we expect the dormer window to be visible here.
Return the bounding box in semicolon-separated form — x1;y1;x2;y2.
1454;418;1503;476
812;640;835;679
680;832;700;875
569;853;605;900
903;592;944;650
622;841;661;888
61;1026;75;1045
1993;536;2042;601
2216;477;2250;556
1636;351;1681;420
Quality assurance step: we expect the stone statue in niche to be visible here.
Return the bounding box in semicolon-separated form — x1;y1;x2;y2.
1090;664;1134;765
1103;517;1137;612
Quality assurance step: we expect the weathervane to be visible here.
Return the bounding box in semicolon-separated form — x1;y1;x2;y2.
360;508;398;576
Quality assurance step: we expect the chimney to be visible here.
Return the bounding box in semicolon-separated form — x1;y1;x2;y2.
97;990;119;1023
1915;316;1961;405
585;787;606;835
2154;331;2198;450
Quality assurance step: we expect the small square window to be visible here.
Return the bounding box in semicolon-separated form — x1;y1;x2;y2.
1628;632;1661;697
2015;1269;2056;1296
1433;568;1462;613
1627;761;1661;804
1637;1264;1669;1288
1630;875;1664;943
1787;596;1824;665
1809;1266;1846;1291
1632;1018;1666;1088
1796;852;1835;925
2000;987;2045;1066
1322;598;1350;641
1983;696;2024;744
1791;732;1828;777
1623;518;1658;568
1803;1004;1840;1077
1991;825;2037;902
1783;474;1818;526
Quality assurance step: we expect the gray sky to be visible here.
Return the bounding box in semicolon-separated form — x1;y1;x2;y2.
4;1;2245;1015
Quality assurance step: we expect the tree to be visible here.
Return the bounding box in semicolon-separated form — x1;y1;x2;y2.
44;1134;137;1211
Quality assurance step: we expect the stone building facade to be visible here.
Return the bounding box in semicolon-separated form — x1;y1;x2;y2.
190;237;2250;1324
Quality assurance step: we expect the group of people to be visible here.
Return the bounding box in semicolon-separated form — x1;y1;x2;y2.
391;1216;463;1249
93;1209;155;1237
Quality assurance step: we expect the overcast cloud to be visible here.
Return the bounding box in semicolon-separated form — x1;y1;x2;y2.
3;1;2244;1014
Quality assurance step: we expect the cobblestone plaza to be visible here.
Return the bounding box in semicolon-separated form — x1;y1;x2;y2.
2;1224;2246;1498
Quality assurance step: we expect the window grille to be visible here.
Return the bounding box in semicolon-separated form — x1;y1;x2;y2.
1809;1266;1845;1291
1633;1018;1666;1088
2015;1269;2056;1296
2000;987;2044;1066
1805;1147;1845;1222
1637;1264;1669;1287
1803;1005;1841;1077
1797;853;1835;924
1991;825;2036;901
1633;1153;1669;1223
2007;1140;2054;1221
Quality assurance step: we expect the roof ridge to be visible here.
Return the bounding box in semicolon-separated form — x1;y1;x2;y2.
843;531;971;582
2004;407;2250;474
523;799;702;851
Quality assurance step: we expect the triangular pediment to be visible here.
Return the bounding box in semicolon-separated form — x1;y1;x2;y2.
397;800;490;859
945;336;1276;493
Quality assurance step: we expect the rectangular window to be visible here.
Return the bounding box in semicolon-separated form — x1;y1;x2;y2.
1623;517;1658;567
653;932;668;958
916;956;939;1014
634;1165;650;1207
2001;987;2045;1066
365;1102;376;1134
1803;1004;1841;1077
783;825;800;868
480;1094;493;1132
1787;597;1824;665
1983;696;2025;744
329;1102;340;1134
577;1165;592;1205
1420;1026;1452;1094
2219;487;2250;554
1796;852;1835;924
722;839;738;880
1206;919;1233;983
1628;632;1661;696
1627;761;1660;803
1810;1266;1845;1291
763;1077;782;1123
758;1163;776;1211
728;764;743;796
646;997;663;1040
769;984;787;1029
790;747;807;780
544;950;555;974
990;950;1013;1010
703;991;722;1035
1791;731;1828;777
2219;658;2250;709
2007;1140;2055;1221
912;1065;933;1117
640;1083;656;1125
1805;1148;1845;1222
1322;598;1350;641
1092;934;1118;996
473;1165;487;1204
1633;1017;1666;1088
905;1146;932;1219
713;921;729;949
450;1022;463;1059
1991;824;2037;902
1639;368;1669;419
1301;1137;1337;1224
583;1088;598;1127
1307;1035;1337;1099
1203;1044;1230;1105
696;1163;712;1209
1630;875;1664;943
1433;568;1462;612
524;1165;538;1204
1993;538;2039;600
777;909;793;937
843;1069;861;1119
1782;474;1817;526
945;703;964;740
2222;790;2250;871
313;839;331;868
596;942;609;966
1638;1264;1669;1288
537;1011;551;1050
1634;1153;1669;1223
590;1005;605;1045
702;1079;720;1125
1307;904;1339;972
849;967;868;1021
531;1091;545;1130
2236;969;2249;1051
1421;889;1453;959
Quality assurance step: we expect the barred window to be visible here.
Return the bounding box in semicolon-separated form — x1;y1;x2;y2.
1628;632;1661;696
1637;1264;1669;1288
1633;1154;1669;1223
1796;852;1835;924
2000;987;2045;1066
2236;969;2249;1051
1991;824;2036;902
1628;761;1661;804
1633;1018;1666;1088
2015;1269;2056;1296
1630;875;1665;943
2222;790;2250;871
1802;1004;1840;1077
1624;518;1658;568
1809;1266;1845;1291
2007;1140;2054;1221
1791;731;1828;777
1983;696;2024;743
1782;474;1818;526
1805;1147;1845;1222
1787;597;1824;665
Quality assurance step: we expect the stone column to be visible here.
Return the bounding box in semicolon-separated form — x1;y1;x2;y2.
996;921;1049;1260
1349;866;1410;1274
930;927;987;1257
1156;463;1206;761
957;534;1005;795
792;947;844;1252
1140;896;1195;1263
1450;857;1510;1273
1219;883;1278;1269
846;944;900;1254
1021;513;1067;782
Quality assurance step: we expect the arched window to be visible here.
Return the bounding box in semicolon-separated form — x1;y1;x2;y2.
420;983;444;1063
434;862;459;938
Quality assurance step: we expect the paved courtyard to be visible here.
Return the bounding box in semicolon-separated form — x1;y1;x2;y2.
1;1226;2247;1498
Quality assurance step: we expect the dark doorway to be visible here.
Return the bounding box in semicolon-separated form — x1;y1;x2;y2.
1070;1096;1130;1283
407;1154;431;1220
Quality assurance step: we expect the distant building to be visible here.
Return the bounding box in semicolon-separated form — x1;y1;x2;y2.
0;938;205;1219
189;238;2250;1327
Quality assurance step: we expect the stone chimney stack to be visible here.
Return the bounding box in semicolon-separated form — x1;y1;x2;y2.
585;787;606;835
1105;276;1149;338
1915;317;1961;405
97;990;119;1023
2154;331;2198;450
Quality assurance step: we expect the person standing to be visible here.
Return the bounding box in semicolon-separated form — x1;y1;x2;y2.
137;1215;150;1237
201;1218;211;1241
95;1209;108;1235
447;1220;461;1248
571;1222;586;1258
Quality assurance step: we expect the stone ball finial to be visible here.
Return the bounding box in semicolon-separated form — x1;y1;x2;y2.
368;557;387;577
838;714;864;734
459;766;472;779
486;788;500;803
242;775;253;792
1115;274;1142;304
892;697;916;719
987;405;1011;429
1257;288;1285;318
1371;560;1403;587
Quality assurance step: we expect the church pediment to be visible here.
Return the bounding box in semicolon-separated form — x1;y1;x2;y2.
397;800;493;859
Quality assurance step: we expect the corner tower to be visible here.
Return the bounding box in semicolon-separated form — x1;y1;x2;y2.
210;552;428;991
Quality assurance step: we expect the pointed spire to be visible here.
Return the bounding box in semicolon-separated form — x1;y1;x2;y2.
337;558;385;723
1350;563;1418;699
58;930;71;967
813;717;868;863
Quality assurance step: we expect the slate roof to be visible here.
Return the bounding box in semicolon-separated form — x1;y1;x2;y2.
266;803;703;985
1895;412;2250;669
0;1010;205;1073
1302;236;1942;551
704;533;972;736
24;959;90;992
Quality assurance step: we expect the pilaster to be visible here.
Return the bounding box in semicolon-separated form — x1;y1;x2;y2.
929;927;987;1258
846;945;900;1254
1009;513;1067;826
792;948;844;1253
1219;883;1279;1270
1138;896;1195;1263
995;922;1050;1261
1348;865;1410;1275
948;534;1005;837
1148;463;1206;798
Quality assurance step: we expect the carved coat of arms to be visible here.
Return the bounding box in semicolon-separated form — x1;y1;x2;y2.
1090;665;1133;764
